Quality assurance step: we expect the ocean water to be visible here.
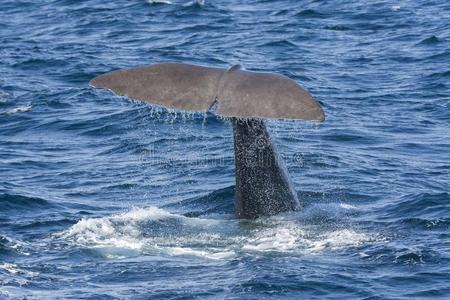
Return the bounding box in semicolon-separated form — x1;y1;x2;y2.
0;0;449;298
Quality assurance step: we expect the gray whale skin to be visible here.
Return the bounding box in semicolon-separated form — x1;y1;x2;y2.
90;62;325;219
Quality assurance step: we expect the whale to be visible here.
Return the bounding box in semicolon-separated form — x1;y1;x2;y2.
89;63;324;219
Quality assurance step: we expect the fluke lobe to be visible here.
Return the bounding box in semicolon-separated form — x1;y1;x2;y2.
90;63;325;219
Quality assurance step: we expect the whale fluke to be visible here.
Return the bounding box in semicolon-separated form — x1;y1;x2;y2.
90;62;325;219
90;63;324;121
90;63;223;112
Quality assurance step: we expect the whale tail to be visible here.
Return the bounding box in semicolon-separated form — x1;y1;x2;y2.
90;63;324;121
90;62;325;219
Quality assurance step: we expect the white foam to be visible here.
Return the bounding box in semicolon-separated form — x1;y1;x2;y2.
0;263;19;275
181;0;205;7
242;222;303;252
114;206;173;222
0;263;39;277
240;220;376;255
2;235;31;256
301;202;358;222
308;229;372;252
60;206;174;251
58;205;379;261
5;103;32;115
340;203;357;210
166;247;234;260
58;206;225;259
146;0;172;5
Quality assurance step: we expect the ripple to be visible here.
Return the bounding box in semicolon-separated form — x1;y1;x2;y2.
426;70;450;79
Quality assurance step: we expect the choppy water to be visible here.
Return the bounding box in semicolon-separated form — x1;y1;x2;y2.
1;0;449;299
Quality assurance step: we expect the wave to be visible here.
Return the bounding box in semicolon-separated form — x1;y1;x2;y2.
358;238;442;266
0;262;39;288
184;0;205;8
0;91;9;103
400;217;450;230
0;235;31;257
416;35;441;45
0;262;38;277
146;0;173;4
163;186;235;217
426;70;450;79
148;0;206;10
380;192;450;219
260;40;298;48
324;24;352;31
146;0;206;7
295;9;326;18
16;218;76;230
3;103;32;115
56;206;226;259
0;193;52;211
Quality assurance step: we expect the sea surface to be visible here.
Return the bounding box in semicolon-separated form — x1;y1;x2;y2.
0;0;449;299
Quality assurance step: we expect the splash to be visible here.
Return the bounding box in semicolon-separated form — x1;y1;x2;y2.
59;206;174;251
57;206;225;259
57;204;379;260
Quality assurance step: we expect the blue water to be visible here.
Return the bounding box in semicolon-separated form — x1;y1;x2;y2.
1;0;449;298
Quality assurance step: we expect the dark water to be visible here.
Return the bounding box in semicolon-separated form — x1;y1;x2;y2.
1;0;449;298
